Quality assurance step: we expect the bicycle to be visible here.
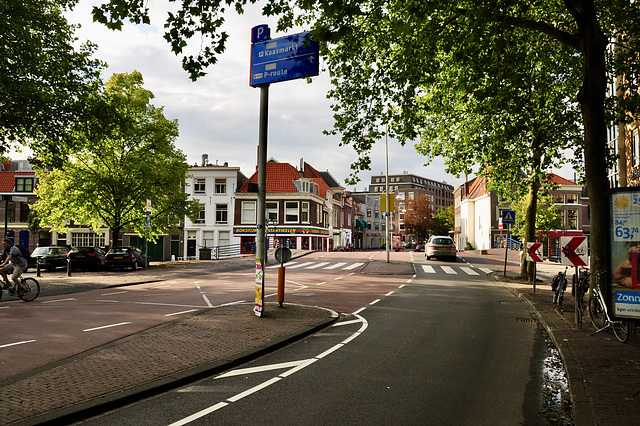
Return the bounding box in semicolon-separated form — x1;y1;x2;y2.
552;266;568;309
588;271;631;343
574;268;590;328
0;276;40;302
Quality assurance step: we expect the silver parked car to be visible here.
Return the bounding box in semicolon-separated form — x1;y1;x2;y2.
425;236;456;261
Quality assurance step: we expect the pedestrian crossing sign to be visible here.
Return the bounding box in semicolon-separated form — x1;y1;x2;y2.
501;210;516;225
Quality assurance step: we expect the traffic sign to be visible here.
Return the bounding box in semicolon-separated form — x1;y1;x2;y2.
250;31;319;87
498;217;503;231
526;242;543;262
502;210;516;225
560;236;588;267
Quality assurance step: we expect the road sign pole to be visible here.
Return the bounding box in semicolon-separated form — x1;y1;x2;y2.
503;226;509;277
255;84;269;317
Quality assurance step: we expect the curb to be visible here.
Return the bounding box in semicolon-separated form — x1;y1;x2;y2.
25;303;339;426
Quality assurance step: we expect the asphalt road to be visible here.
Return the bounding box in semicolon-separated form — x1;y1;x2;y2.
79;253;549;425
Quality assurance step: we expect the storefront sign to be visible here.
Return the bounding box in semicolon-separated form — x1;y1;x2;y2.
609;189;640;319
234;226;329;236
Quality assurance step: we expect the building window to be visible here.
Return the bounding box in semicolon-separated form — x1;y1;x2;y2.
301;202;310;223
567;209;578;229
71;231;106;247
196;204;206;224
566;193;578;204
203;231;214;247
285;201;299;223
19;202;29;223
215;179;226;194
367;209;371;218
554;193;564;204
15;178;33;192
219;231;230;246
215;204;228;224
266;201;279;224
241;201;256;224
194;179;206;194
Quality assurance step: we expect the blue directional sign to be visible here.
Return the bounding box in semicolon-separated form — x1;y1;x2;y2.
502;210;516;225
250;31;319;87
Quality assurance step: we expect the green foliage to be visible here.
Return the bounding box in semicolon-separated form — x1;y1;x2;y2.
433;205;455;236
1;0;104;165
32;72;201;247
510;193;562;241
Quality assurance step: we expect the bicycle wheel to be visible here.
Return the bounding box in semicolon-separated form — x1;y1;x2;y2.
19;277;40;302
613;320;631;343
589;295;606;330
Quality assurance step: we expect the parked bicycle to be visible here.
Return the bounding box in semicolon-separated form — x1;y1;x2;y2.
0;276;40;302
588;271;631;343
551;266;569;309
574;268;590;328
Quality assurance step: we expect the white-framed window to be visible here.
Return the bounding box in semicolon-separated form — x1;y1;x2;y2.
15;177;34;192
285;201;299;223
203;231;214;247
566;193;578;204
215;204;228;224
554;193;564;204
241;201;256;224
219;231;230;246
194;178;206;194
196;204;205;224
71;231;106;247
215;179;226;194
266;201;279;224
567;209;578;229
301;201;310;223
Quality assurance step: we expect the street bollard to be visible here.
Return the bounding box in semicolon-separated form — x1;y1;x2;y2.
36;262;41;278
277;266;285;307
67;260;71;277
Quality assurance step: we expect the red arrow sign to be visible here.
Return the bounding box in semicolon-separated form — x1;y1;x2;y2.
527;243;543;262
561;236;588;266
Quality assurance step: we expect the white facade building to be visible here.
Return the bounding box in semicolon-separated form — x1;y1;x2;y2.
183;159;247;259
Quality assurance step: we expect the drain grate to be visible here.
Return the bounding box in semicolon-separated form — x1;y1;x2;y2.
517;317;536;324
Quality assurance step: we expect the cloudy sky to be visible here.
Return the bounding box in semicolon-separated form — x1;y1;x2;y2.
13;2;576;190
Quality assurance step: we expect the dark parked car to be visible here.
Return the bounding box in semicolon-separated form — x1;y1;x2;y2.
105;246;148;270
30;246;69;271
67;246;106;271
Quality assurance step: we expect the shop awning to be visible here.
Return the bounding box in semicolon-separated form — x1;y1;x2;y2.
356;219;370;229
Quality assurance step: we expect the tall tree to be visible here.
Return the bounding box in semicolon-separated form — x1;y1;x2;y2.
32;72;200;248
403;195;437;243
91;0;640;281
1;0;103;166
434;205;455;237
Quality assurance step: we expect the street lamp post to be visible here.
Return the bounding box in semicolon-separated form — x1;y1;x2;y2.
385;130;390;263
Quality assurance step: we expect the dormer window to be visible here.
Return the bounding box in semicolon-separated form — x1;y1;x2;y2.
15;177;34;192
294;179;318;195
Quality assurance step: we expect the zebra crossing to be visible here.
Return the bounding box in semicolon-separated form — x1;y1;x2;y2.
267;260;493;276
267;261;365;271
420;264;493;276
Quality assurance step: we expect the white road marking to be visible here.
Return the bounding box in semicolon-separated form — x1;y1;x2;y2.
324;262;347;269
343;262;364;270
421;265;436;273
441;266;457;275
40;298;77;304
316;281;327;286
479;268;493;274
216;360;312;378
83;322;132;332
165;309;198;317
460;267;480;276
305;262;330;269
285;262;315;269
101;291;127;296
0;340;36;349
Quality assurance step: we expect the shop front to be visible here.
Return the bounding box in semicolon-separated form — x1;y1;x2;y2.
234;225;330;252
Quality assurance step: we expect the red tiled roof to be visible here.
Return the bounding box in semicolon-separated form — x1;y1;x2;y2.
547;173;575;185
466;175;487;199
0;171;35;192
239;161;302;193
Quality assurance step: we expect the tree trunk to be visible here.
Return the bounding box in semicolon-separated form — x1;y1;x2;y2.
520;140;542;280
578;4;609;287
110;227;122;249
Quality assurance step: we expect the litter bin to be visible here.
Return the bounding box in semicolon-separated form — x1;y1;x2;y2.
199;248;212;260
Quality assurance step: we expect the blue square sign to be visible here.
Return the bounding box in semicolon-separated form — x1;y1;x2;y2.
502;210;516;225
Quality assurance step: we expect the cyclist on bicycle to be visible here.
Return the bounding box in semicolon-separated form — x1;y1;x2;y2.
0;238;27;296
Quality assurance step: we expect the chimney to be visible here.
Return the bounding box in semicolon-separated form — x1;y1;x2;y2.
300;158;304;174
201;154;209;167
